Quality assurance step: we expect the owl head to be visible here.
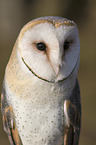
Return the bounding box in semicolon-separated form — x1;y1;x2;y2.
17;16;80;83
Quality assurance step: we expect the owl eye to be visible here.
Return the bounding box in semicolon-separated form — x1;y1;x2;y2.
64;41;70;50
36;42;46;51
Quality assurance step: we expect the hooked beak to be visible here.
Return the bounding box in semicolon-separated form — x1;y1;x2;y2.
52;65;60;76
51;59;62;77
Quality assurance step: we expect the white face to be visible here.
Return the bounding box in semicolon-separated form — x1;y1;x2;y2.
19;21;80;83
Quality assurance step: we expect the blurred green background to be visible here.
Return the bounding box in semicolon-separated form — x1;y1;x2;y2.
0;0;96;145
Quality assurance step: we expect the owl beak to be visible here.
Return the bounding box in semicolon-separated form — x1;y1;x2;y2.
51;58;62;77
49;47;61;77
52;65;59;76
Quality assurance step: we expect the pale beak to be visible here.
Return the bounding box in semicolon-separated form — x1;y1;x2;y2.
52;64;60;76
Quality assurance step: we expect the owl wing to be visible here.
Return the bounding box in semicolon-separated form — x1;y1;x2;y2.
64;79;81;145
1;83;23;145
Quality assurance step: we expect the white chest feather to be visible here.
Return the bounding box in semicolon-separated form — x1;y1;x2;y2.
5;75;76;145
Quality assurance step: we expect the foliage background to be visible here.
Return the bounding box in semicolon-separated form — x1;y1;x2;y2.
0;0;96;144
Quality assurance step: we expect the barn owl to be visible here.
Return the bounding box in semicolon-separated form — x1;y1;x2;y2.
1;16;81;145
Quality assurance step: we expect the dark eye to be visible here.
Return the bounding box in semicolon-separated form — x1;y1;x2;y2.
64;41;70;50
36;42;46;51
